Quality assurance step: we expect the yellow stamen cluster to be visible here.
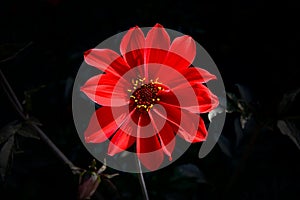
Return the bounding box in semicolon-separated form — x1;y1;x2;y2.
128;78;163;112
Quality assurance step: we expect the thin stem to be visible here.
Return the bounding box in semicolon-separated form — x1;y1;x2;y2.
0;70;24;113
136;158;149;200
0;69;75;169
0;42;33;64
30;123;75;168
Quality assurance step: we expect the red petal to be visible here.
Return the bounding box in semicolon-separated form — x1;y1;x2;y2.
84;106;128;143
192;84;219;113
173;67;217;87
107;128;136;156
145;23;170;50
159;84;219;113
137;150;164;171
80;74;129;107
144;24;170;67
84;49;130;77
120;26;145;68
149;111;175;158
164;35;196;71
136;112;164;171
185;67;217;83
192;117;208;143
153;103;201;143
107;109;140;155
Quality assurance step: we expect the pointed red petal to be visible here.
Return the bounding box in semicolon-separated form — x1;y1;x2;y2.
144;24;170;65
192;117;208;143
136;112;164;171
192;84;219;113
84;49;130;76
137;136;164;171
84;106;128;143
80;74;129;107
185;67;217;83
149;111;175;158
120;26;145;68
172;67;217;87
153;103;201;143
159;84;219;114
137;149;164;171
145;23;170;50
107;128;136;156
164;35;196;71
107;109;139;155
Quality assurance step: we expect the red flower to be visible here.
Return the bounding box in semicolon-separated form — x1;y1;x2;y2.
81;24;219;171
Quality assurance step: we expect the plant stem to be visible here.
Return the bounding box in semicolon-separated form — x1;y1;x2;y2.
136;158;149;200
0;70;24;113
0;69;75;169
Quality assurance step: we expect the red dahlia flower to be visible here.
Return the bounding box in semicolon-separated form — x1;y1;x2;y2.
81;23;219;171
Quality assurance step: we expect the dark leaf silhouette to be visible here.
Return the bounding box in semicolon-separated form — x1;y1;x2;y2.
277;120;300;150
278;88;300;115
17;125;40;140
234;117;244;147
0;121;21;144
0;135;14;180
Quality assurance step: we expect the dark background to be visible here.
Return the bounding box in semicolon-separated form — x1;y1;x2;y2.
0;0;299;199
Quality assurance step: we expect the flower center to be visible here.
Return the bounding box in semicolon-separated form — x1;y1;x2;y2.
130;83;163;112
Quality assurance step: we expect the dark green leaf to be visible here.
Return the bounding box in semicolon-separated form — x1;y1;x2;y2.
0;121;21;144
277;120;300;150
0;136;14;180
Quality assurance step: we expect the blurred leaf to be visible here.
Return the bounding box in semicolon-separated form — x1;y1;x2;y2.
172;164;206;184
226;92;239;113
278;88;300;115
234;117;244;147
227;92;238;103
0;121;21;144
277;120;300;150
17;125;40;140
217;135;233;157
235;84;254;104
0;135;14;180
240;114;252;129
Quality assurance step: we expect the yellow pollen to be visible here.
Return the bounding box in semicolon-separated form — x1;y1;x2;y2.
135;99;138;102
158;86;162;90
128;89;132;92
156;98;160;101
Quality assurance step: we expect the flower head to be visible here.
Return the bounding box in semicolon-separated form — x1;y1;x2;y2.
81;23;219;171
